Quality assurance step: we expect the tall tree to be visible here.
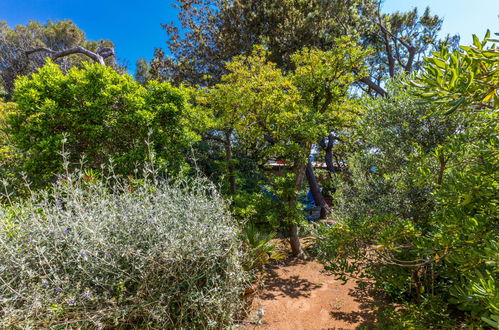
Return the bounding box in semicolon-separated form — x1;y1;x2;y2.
205;38;368;256
155;0;377;212
154;1;455;94
359;5;459;96
152;0;376;85
155;0;456;217
0;20;119;98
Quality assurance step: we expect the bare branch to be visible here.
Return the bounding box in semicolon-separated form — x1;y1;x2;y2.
26;46;115;66
377;11;396;77
25;47;57;56
96;47;115;59
375;3;416;74
359;77;387;97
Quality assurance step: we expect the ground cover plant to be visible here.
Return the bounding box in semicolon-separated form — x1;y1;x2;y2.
0;163;247;328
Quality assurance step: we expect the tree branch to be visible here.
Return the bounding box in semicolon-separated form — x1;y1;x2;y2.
405;46;416;73
319;88;333;113
26;46;115;66
263;134;279;144
359;77;387;97
377;12;396;77
375;9;417;74
203;132;225;143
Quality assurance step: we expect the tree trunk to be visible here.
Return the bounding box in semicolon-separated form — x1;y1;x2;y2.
359;77;387;97
224;131;236;195
321;133;337;173
324;148;335;173
289;223;303;257
436;153;446;188
288;159;307;258
305;160;330;219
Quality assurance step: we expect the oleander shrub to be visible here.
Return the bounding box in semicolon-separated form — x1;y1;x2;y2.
0;169;247;328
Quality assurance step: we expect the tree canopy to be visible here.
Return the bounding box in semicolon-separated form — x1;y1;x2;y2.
0;20;119;98
153;0;456;98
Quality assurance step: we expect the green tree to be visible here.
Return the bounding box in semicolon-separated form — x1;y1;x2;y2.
409;30;498;327
153;0;376;85
9;60;196;184
0;99;19;171
0;20;119;98
358;6;459;96
135;58;153;86
154;1;455;211
204;37;368;256
155;1;454;97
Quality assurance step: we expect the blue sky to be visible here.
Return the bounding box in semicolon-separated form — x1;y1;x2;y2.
1;0;498;74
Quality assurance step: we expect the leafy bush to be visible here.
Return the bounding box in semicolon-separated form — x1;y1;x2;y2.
9;60;196;185
315;83;497;325
376;296;459;329
0;169;247;328
0;99;20;169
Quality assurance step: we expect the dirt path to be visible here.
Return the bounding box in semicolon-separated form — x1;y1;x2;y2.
245;250;383;329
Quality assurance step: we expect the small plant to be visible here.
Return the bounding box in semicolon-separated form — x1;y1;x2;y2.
241;224;282;272
376;296;461;329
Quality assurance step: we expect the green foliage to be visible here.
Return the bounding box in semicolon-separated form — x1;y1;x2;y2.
155;0;376;84
409;33;499;322
315;81;497;325
0;99;20;169
198;37;368;238
411;30;499;113
215;38;368;150
232;190;280;228
241;224;280;272
0;19;119;98
0;168;247;328
376;296;459;329
9;60;196;184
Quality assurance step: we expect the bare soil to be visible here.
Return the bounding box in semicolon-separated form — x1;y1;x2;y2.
245;240;385;330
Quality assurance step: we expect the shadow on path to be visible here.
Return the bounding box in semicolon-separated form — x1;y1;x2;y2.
260;257;322;299
330;282;385;329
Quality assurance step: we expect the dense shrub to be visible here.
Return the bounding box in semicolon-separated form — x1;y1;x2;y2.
0;99;20;169
8;61;196;185
0;170;247;328
315;84;497;326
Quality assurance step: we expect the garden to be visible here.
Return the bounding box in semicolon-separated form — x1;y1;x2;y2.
0;1;497;328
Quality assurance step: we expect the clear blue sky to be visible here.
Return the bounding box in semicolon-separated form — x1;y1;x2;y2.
1;0;498;74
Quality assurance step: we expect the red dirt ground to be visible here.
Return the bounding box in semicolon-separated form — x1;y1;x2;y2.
245;242;384;330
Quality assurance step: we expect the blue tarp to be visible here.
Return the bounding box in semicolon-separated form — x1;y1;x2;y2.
260;185;319;221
